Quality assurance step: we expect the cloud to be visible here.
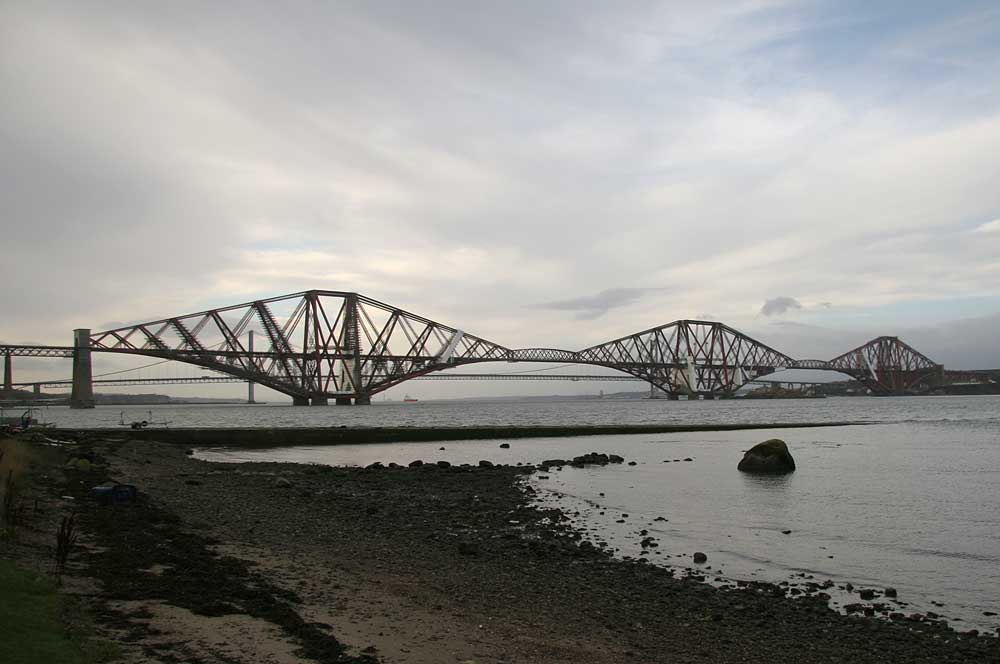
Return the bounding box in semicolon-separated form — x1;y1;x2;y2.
760;296;803;317
3;2;1000;394
541;288;654;320
974;219;1000;233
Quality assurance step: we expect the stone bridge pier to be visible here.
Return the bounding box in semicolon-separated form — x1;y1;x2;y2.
70;328;95;409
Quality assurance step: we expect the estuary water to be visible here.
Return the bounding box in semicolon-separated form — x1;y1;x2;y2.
41;395;1000;632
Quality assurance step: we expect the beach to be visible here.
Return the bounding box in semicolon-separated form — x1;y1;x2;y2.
31;432;997;663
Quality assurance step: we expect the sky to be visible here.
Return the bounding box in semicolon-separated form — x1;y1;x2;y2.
2;1;1000;400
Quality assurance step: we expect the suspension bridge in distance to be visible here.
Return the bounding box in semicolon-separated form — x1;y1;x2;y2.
1;289;994;408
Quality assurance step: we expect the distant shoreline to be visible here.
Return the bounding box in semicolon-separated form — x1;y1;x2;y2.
52;420;869;447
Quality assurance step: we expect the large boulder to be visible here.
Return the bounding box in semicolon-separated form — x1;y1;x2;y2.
738;439;796;474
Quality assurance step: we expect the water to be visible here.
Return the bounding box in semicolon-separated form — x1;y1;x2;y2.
42;395;1000;632
34;393;999;429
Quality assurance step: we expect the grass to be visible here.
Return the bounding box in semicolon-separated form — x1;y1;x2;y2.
1;438;30;540
0;438;120;663
0;559;86;664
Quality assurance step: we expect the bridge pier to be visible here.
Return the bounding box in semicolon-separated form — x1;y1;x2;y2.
3;353;11;392
335;397;352;406
311;396;329;406
70;328;95;409
668;394;679;401
702;393;715;400
33;384;41;395
292;396;310;406
354;395;371;406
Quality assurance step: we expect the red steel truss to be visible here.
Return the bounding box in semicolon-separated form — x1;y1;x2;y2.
574;320;795;395
82;294;804;400
2;291;953;401
824;336;943;395
87;291;508;403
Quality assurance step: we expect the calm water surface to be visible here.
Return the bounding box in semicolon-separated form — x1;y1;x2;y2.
39;396;1000;632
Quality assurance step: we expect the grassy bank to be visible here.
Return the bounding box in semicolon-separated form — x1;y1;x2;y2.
0;559;84;664
1;437;118;664
1;432;87;664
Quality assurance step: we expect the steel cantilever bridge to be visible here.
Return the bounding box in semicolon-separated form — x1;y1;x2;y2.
1;290;946;407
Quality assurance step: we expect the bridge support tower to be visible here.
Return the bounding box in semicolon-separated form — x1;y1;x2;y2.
70;328;95;409
335;397;351;406
3;353;11;392
311;396;328;406
355;394;371;406
292;396;310;406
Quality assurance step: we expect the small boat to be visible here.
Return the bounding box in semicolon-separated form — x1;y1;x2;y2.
119;410;172;429
402;395;419;403
0;407;55;431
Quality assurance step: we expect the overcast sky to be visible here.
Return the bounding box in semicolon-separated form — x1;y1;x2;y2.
3;1;1000;398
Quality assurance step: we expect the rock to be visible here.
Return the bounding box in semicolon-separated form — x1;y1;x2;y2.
365;462;384;470
275;477;293;488
781;529;792;535
408;460;424;467
571;452;608;466
478;460;493;468
884;587;898;598
627;461;637;466
438;446;446;450
609;454;625;464
436;460;451;469
693;552;708;564
184;449;194;455
737;439;796;474
859;589;877;600
499;443;510;449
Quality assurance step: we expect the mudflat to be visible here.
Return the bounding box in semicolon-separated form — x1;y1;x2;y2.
51;436;1000;663
50;421;865;447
